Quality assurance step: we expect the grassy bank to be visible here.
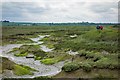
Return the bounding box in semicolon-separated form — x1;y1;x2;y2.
2;57;37;76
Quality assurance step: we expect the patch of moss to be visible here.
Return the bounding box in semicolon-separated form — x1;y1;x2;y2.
41;54;71;65
41;58;57;65
33;50;47;59
9;48;19;53
34;56;42;60
46;43;54;49
13;65;34;76
19;65;38;72
14;52;28;57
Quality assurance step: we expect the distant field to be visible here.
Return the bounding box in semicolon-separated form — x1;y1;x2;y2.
2;26;93;45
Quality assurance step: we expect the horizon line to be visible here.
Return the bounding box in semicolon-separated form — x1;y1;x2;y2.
1;21;118;24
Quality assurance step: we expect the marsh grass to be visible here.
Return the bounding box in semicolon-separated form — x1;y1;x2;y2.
41;54;71;65
2;57;37;76
19;64;38;71
12;45;47;59
2;25;119;78
14;52;28;57
13;65;33;76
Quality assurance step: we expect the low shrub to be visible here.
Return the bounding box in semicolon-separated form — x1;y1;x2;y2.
62;61;93;72
80;62;92;72
78;49;87;56
85;51;95;58
62;62;80;72
95;58;111;69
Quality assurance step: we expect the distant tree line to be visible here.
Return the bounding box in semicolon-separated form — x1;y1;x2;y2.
1;20;119;27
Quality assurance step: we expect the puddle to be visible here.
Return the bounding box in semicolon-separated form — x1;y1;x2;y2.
70;34;77;38
40;45;54;52
67;50;79;55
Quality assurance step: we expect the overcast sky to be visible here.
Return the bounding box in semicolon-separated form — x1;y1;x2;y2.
1;0;119;23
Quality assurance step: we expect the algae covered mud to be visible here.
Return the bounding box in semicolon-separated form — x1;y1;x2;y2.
1;25;119;79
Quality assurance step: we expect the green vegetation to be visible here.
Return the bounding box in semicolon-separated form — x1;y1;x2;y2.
95;56;119;69
2;57;15;72
34;56;41;60
14;52;28;57
2;25;119;78
62;61;93;72
2;57;37;76
19;65;37;71
41;58;58;65
12;45;47;59
13;65;33;76
33;50;47;59
11;43;71;65
62;62;80;72
41;54;71;65
62;52;118;72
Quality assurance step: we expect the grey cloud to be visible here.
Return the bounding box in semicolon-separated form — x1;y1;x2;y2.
88;2;117;13
2;2;118;23
2;2;49;19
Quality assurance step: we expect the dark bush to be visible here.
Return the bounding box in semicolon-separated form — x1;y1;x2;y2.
62;62;80;72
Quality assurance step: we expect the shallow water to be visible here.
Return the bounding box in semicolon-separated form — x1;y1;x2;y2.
0;35;64;78
40;45;54;52
67;50;79;55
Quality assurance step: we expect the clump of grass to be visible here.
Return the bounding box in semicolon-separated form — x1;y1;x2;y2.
19;64;37;71
13;65;34;76
33;50;47;59
79;62;93;72
46;43;54;49
95;57;119;69
62;54;117;73
40;37;50;42
14;52;28;57
62;62;80;72
12;45;47;59
78;50;103;61
34;56;41;60
9;48;19;53
78;49;87;56
92;52;103;62
41;58;57;65
62;61;94;72
41;54;71;65
17;45;40;53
